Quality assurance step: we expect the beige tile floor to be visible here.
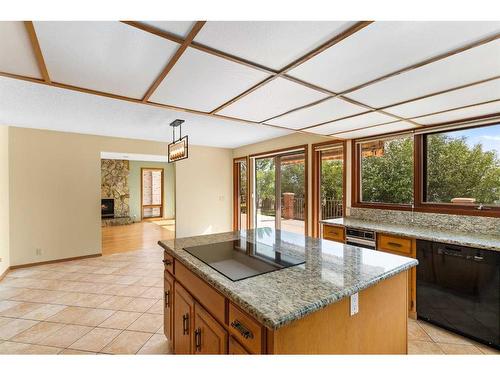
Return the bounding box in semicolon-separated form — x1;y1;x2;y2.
0;246;170;355
0;243;498;355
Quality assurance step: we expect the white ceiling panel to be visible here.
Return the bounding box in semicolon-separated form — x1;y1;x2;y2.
194;21;355;70
384;78;500;118
346;40;500;108
149;47;270;112
140;21;196;38
34;21;180;99
334;121;418;139
267;97;368;129
0;21;41;78
306;111;398;135
0;76;291;148
218;77;328;122
289;21;500;92
413;100;500;125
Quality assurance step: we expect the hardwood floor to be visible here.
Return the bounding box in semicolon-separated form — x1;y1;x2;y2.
102;221;175;255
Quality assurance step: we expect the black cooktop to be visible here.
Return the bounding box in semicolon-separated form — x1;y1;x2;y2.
183;239;305;281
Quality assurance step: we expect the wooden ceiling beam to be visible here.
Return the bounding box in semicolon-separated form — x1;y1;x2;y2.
0;70;325;137
142;21;206;102
24;21;51;83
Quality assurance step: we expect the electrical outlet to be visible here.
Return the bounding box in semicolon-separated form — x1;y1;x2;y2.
350;292;359;316
35;248;42;256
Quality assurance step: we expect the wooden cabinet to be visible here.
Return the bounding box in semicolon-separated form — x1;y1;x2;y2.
228;303;263;354
164;271;174;342
163;252;174;274
322;225;345;243
193;303;227;354
229;336;250;354
376;233;417;318
173;282;194;354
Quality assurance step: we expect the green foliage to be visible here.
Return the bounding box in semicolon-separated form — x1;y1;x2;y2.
361;137;414;204
280;163;305;197
426;134;500;204
255;158;275;201
321;160;343;200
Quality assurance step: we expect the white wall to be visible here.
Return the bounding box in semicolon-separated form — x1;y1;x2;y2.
175;145;233;238
0;126;9;276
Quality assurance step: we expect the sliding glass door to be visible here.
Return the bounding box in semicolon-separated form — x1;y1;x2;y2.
254;149;306;235
233;158;248;230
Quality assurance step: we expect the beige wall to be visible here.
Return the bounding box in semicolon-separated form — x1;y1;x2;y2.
8;127;232;266
0;126;9;275
233;132;348;235
175;145;233;238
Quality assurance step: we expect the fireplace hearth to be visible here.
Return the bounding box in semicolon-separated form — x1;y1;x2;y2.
101;198;114;218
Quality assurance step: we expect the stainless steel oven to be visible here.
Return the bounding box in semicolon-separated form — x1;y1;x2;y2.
345;227;376;250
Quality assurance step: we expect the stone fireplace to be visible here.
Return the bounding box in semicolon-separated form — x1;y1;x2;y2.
101;159;131;225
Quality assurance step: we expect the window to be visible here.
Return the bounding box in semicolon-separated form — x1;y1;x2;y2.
233;158;248;230
141;168;164;219
423;124;500;208
357;135;414;205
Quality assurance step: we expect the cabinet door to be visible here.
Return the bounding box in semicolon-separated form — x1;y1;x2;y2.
174;283;194;354
164;271;174;342
193;303;227;354
229;336;249;354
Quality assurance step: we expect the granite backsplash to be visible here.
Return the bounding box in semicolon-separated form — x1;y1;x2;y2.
348;207;500;235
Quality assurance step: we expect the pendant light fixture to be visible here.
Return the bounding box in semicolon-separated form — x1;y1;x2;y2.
168;119;188;163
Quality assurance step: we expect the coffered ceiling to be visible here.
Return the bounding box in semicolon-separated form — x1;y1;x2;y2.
0;20;499;147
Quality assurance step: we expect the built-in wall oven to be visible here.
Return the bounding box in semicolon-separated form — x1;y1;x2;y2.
345;227;376;250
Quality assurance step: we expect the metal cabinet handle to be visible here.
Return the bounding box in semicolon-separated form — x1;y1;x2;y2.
230;320;254;340
194;328;202;351
387;242;402;248
163;259;172;265
182;313;189;335
164;291;170;308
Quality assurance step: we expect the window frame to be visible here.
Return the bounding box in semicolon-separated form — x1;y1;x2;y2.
352;122;500;218
352;133;415;211
414;123;500;217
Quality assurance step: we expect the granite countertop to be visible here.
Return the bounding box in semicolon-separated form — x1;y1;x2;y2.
321;218;500;252
159;228;417;330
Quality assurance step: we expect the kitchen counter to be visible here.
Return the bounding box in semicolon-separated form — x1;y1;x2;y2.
321;217;500;252
159;228;417;330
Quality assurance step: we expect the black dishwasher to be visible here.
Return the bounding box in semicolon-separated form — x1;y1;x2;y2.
417;240;499;349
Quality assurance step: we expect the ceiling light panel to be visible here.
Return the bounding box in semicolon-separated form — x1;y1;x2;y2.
218;77;328;122
34;21;180;99
194;21;355;70
149;47;270;112
306;111;398;135
140;21;196;38
413;100;500;125
0;76;291;148
334;121;418;139
288;21;500;93
0;21;42;78
384;78;500;118
267;97;367;129
346;40;500;108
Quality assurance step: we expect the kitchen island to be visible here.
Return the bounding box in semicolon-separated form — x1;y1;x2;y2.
158;228;418;354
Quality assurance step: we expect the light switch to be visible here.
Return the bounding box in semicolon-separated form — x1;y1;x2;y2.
350;293;359;316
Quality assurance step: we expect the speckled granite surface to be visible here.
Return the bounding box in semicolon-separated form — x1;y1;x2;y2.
159;228;417;330
321;217;500;252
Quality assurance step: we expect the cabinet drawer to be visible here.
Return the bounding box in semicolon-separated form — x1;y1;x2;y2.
323;225;345;243
228;303;263;354
175;261;226;324
378;233;412;255
163;252;174;274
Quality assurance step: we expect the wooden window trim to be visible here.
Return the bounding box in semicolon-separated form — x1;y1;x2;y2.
311;140;346;238
232;157;250;231
351;136;413;211
352;122;500;218
415;124;500;218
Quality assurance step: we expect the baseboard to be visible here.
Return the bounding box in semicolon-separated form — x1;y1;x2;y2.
9;253;102;270
0;267;9;281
